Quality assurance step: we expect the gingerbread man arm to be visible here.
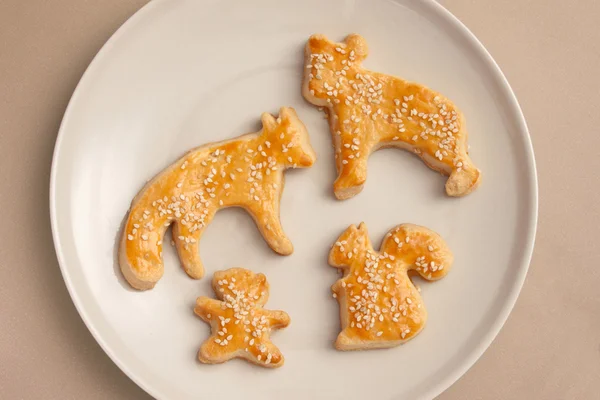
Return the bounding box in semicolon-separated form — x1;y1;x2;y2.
194;297;225;321
381;224;453;281
260;309;291;329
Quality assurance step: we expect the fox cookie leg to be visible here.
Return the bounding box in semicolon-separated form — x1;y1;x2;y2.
245;195;293;255
172;209;216;280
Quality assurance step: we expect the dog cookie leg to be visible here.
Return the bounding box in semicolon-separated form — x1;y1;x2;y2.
172;210;216;279
333;150;369;200
445;153;481;196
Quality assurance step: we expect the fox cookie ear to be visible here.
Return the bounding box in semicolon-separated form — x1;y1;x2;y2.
345;34;368;61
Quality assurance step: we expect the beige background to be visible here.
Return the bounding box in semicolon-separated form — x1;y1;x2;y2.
1;0;598;398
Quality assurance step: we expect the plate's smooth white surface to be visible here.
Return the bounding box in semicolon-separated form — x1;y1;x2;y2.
50;0;537;399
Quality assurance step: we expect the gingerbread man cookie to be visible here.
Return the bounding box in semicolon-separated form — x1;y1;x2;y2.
194;268;290;368
303;34;481;199
329;222;453;350
119;107;316;290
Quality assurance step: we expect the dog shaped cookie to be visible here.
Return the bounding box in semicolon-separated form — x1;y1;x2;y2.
329;222;453;350
119;107;316;290
194;268;290;368
303;34;481;199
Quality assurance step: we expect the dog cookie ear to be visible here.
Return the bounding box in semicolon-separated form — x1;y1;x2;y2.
345;34;368;62
307;33;329;52
261;112;278;132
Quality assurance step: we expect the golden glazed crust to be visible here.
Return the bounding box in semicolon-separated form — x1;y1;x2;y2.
194;268;290;368
329;223;453;351
119;107;316;290
303;34;481;199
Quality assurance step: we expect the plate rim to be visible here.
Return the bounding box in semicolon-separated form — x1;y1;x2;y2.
49;0;538;399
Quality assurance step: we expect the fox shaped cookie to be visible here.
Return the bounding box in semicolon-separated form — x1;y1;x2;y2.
329;222;453;350
119;107;316;290
303;34;481;199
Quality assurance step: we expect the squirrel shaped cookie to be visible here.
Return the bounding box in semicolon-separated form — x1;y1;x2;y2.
194;268;290;368
119;107;316;290
303;34;481;199
329;222;453;350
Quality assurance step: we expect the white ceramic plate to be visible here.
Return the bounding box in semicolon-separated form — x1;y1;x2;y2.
50;0;537;399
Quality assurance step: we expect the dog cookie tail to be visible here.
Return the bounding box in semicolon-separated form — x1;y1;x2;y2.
446;156;481;197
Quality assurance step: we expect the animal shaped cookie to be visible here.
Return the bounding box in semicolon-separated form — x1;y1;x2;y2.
303;34;481;199
194;268;290;368
329;222;453;350
119;107;316;290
